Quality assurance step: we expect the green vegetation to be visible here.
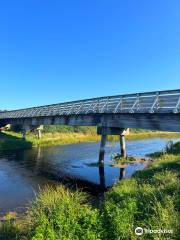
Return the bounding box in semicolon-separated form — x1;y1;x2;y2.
109;154;141;169
1;142;179;239
103;152;180;239
0;126;180;151
43;125;96;134
0;131;99;151
0;131;32;151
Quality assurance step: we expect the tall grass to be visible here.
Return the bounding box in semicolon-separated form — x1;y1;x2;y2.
0;143;180;239
102;154;180;239
27;186;103;240
1;130;180;151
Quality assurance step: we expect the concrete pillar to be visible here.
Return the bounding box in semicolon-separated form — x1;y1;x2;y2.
21;125;30;140
99;134;107;164
120;134;126;157
36;125;43;139
37;129;42;139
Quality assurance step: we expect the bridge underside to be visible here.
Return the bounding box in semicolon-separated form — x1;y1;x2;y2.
1;113;180;132
1;112;179;187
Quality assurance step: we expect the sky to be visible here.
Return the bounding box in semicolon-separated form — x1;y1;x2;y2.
0;0;179;110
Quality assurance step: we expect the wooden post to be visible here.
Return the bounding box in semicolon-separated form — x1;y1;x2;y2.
99;134;107;164
120;134;126;157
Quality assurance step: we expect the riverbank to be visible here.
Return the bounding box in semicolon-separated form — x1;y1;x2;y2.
0;142;179;239
0;131;99;151
1;130;180;151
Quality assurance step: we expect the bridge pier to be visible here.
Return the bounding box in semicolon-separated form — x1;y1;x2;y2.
36;125;43;139
22;129;26;140
21;126;30;140
37;129;41;139
120;134;126;158
21;125;43;140
99;134;107;164
97;126;129;163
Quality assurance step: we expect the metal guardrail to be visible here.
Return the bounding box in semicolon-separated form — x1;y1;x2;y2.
0;89;180;119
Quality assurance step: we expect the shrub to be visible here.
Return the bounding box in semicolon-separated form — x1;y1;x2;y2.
27;186;103;240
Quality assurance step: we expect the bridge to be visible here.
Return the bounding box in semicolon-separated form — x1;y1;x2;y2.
0;89;180;164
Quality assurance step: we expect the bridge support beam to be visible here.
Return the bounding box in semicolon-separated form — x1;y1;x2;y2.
37;129;41;139
21;125;30;140
120;134;126;158
36;125;43;139
29;125;44;139
99;134;107;164
22;129;26;140
21;125;43;140
97;126;129;163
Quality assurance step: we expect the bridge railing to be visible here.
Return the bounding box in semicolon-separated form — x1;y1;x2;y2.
0;89;180;119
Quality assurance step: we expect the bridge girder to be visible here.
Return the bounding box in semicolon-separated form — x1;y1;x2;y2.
1;113;180;132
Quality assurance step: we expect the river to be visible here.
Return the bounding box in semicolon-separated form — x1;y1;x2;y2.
0;137;179;215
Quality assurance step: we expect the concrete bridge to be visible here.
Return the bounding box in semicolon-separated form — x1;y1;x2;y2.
0;89;180;165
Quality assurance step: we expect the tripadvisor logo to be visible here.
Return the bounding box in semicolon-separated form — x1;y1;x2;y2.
135;227;173;236
135;227;144;236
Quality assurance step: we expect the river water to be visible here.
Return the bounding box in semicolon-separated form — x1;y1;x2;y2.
0;137;179;214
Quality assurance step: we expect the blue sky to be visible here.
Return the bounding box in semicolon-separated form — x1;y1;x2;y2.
0;0;179;110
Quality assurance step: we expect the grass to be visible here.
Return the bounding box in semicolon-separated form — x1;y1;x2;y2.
0;187;103;240
0;132;32;151
0;142;180;239
0;129;180;151
102;153;180;239
116;131;180;141
0;131;100;151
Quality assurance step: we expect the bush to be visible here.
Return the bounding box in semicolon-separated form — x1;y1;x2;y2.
43;126;96;134
27;186;103;240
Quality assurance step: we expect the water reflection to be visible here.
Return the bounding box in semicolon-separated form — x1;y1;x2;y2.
99;166;126;189
0;138;179;213
99;164;105;189
119;168;125;180
35;146;126;190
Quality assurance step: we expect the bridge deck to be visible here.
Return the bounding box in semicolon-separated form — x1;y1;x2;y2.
1;89;180;119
